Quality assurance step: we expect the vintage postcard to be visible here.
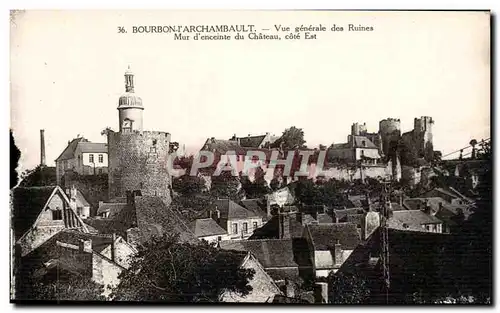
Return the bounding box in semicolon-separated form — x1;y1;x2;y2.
10;10;491;304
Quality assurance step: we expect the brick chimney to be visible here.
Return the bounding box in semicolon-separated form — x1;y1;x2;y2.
40;129;46;166
334;239;342;265
278;209;291;239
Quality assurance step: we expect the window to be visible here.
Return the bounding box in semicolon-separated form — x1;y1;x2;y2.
253;222;258;230
217;236;222;242
98;154;103;163
98;168;103;174
77;207;82;216
150;147;157;153
362;141;366;147
243;222;248;234
89;154;94;163
231;223;238;234
52;209;62;220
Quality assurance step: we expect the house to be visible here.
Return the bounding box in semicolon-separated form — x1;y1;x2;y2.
190;218;229;243
403;197;471;233
387;209;443;233
12;186;90;257
421;187;473;206
209;199;264;240
219;251;283;303
220;238;312;293
334;227;455;304
55;137;108;185
16;229;137;297
229;133;279;149
65;186;91;219
87;192;197;246
303;223;361;278
328;135;382;164
96;201;128;219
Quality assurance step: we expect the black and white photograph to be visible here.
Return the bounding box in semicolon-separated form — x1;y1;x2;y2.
9;10;491;304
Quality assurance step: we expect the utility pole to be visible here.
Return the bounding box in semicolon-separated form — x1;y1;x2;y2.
380;180;391;303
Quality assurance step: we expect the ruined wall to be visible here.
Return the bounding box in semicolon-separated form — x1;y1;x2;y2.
108;130;172;205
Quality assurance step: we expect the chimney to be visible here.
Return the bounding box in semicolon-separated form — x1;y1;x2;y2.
334;239;342;265
278;210;291;239
314;282;328;303
79;239;92;253
111;233;116;262
40;129;46;166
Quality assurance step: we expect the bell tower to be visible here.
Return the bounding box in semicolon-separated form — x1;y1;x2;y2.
118;66;144;132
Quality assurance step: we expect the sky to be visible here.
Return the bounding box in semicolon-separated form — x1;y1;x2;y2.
10;10;490;171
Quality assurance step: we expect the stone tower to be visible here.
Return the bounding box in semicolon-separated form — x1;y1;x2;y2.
379;118;401;157
413;116;434;161
107;67;172;205
118;66;144;132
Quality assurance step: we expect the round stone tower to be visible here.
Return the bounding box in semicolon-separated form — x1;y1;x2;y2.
107;67;172;205
118;66;144;132
379;118;401;157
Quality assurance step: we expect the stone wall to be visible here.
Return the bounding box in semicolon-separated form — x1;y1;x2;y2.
107;130;172;205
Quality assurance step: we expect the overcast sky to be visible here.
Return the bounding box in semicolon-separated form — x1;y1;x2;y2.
10;10;490;171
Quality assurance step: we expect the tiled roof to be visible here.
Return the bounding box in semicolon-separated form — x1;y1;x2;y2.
97;202;129;217
220;239;298;268
238;135;266;148
351;136;378;149
190;218;227;237
390;202;406;211
12;186;58;240
249;213;304;240
55;138;107;161
215;199;260;220
306;223;361;251
388;210;443;231
240;199;268;219
201;138;246;155
333;208;365;221
56;138;85;161
317;213;334;224
346;214;364;228
106;196;197;244
78;142;107;154
75;190;90;207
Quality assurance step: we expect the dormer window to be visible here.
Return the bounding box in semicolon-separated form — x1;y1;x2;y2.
362;140;366;147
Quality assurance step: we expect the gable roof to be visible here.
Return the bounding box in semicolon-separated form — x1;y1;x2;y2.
388;210;443;231
77;142;107;154
55;138;107;162
97;202;128;217
333;208;365;221
306;223;361;250
201;138;246;155
75;190;90;207
351;136;378;149
240;199;268;219
215;199;260;220
106;196;197;244
190;218;227;237
220;239;298;268
12;186;57;240
249;213;305;240
237;135;267;148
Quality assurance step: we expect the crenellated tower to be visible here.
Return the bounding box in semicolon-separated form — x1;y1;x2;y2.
107;67;172;205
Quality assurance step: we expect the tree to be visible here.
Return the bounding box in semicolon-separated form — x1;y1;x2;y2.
240;167;270;199
271;126;307;150
111;235;255;302
210;170;241;200
172;175;205;196
328;270;370;304
18;165;57;187
15;271;106;301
